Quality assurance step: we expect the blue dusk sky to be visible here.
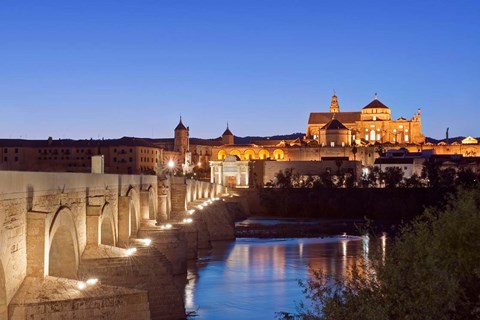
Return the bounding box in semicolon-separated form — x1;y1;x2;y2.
0;0;479;140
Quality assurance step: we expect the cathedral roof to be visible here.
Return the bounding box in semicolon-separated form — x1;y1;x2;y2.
362;99;390;110
308;112;360;125
321;119;349;130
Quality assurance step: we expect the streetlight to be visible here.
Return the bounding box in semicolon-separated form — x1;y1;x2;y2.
167;159;175;177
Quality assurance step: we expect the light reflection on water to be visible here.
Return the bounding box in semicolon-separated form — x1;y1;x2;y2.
185;236;370;320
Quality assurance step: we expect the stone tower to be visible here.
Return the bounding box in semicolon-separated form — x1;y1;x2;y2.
222;124;234;145
174;117;188;153
330;91;340;113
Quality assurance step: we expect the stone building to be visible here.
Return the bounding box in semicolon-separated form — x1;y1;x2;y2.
0;118;226;176
306;93;425;145
0;137;162;175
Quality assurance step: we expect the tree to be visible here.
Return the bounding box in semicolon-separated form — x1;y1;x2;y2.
421;158;441;187
278;187;480;320
457;168;478;188
272;168;295;188
382;166;404;188
403;173;423;188
363;166;381;188
438;167;457;187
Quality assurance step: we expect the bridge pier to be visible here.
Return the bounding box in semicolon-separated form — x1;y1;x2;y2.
26;211;49;278
118;196;132;247
157;193;169;223
140;190;150;221
86;205;102;246
170;176;187;219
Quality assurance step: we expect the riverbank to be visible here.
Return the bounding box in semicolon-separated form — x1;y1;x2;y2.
235;217;366;238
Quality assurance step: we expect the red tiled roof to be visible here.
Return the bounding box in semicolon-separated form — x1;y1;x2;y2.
362;99;390;109
321;119;348;130
308;112;361;125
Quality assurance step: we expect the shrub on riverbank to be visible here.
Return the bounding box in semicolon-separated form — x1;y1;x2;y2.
277;186;480;320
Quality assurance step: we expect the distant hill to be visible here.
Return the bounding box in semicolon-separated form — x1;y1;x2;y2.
234;133;304;144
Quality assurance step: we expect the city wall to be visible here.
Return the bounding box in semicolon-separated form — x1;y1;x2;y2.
238;187;453;227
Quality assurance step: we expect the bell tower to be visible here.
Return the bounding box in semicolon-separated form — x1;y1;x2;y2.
222;124;234;145
174;117;188;153
330;90;340;113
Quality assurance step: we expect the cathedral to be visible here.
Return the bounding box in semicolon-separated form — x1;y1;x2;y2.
305;93;425;146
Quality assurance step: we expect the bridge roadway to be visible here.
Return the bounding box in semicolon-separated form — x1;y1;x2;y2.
0;170;237;320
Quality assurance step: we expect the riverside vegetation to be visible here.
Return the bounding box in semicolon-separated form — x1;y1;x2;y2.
276;186;480;320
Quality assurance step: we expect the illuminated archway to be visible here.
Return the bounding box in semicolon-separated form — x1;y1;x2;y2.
217;150;227;160
370;130;376;141
244;149;256;160
148;186;157;220
230;150;241;158
258;149;270;160
126;187;140;238
130;201;138;237
273;149;285;160
100;203;116;246
48;207;79;279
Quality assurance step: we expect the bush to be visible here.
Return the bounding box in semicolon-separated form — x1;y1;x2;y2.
278;187;480;320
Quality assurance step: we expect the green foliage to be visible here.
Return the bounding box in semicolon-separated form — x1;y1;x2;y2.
382;166;404;188
403;173;423;188
278;187;480;320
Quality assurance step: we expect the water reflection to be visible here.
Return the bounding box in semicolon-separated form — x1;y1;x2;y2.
186;236;377;319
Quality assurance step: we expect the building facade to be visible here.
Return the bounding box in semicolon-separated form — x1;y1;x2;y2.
306;93;425;146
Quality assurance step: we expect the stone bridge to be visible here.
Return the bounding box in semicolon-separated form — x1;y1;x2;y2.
0;171;237;320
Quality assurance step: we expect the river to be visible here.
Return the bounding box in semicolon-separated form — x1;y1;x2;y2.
185;235;371;320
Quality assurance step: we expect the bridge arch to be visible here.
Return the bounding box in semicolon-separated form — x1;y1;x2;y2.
0;259;6;320
148;186;157;220
48;207;79;279
101;202;116;246
126;187;140;237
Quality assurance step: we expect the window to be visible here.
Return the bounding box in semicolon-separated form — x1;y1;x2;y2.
377;133;381;141
3;157;7;161
373;116;377;121
405;135;409;142
370;130;376;141
365;134;369;141
129;148;133;153
113;157;117;162
330;142;335;147
341;142;345;147
3;148;7;153
129;157;133;162
15;148;18;153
